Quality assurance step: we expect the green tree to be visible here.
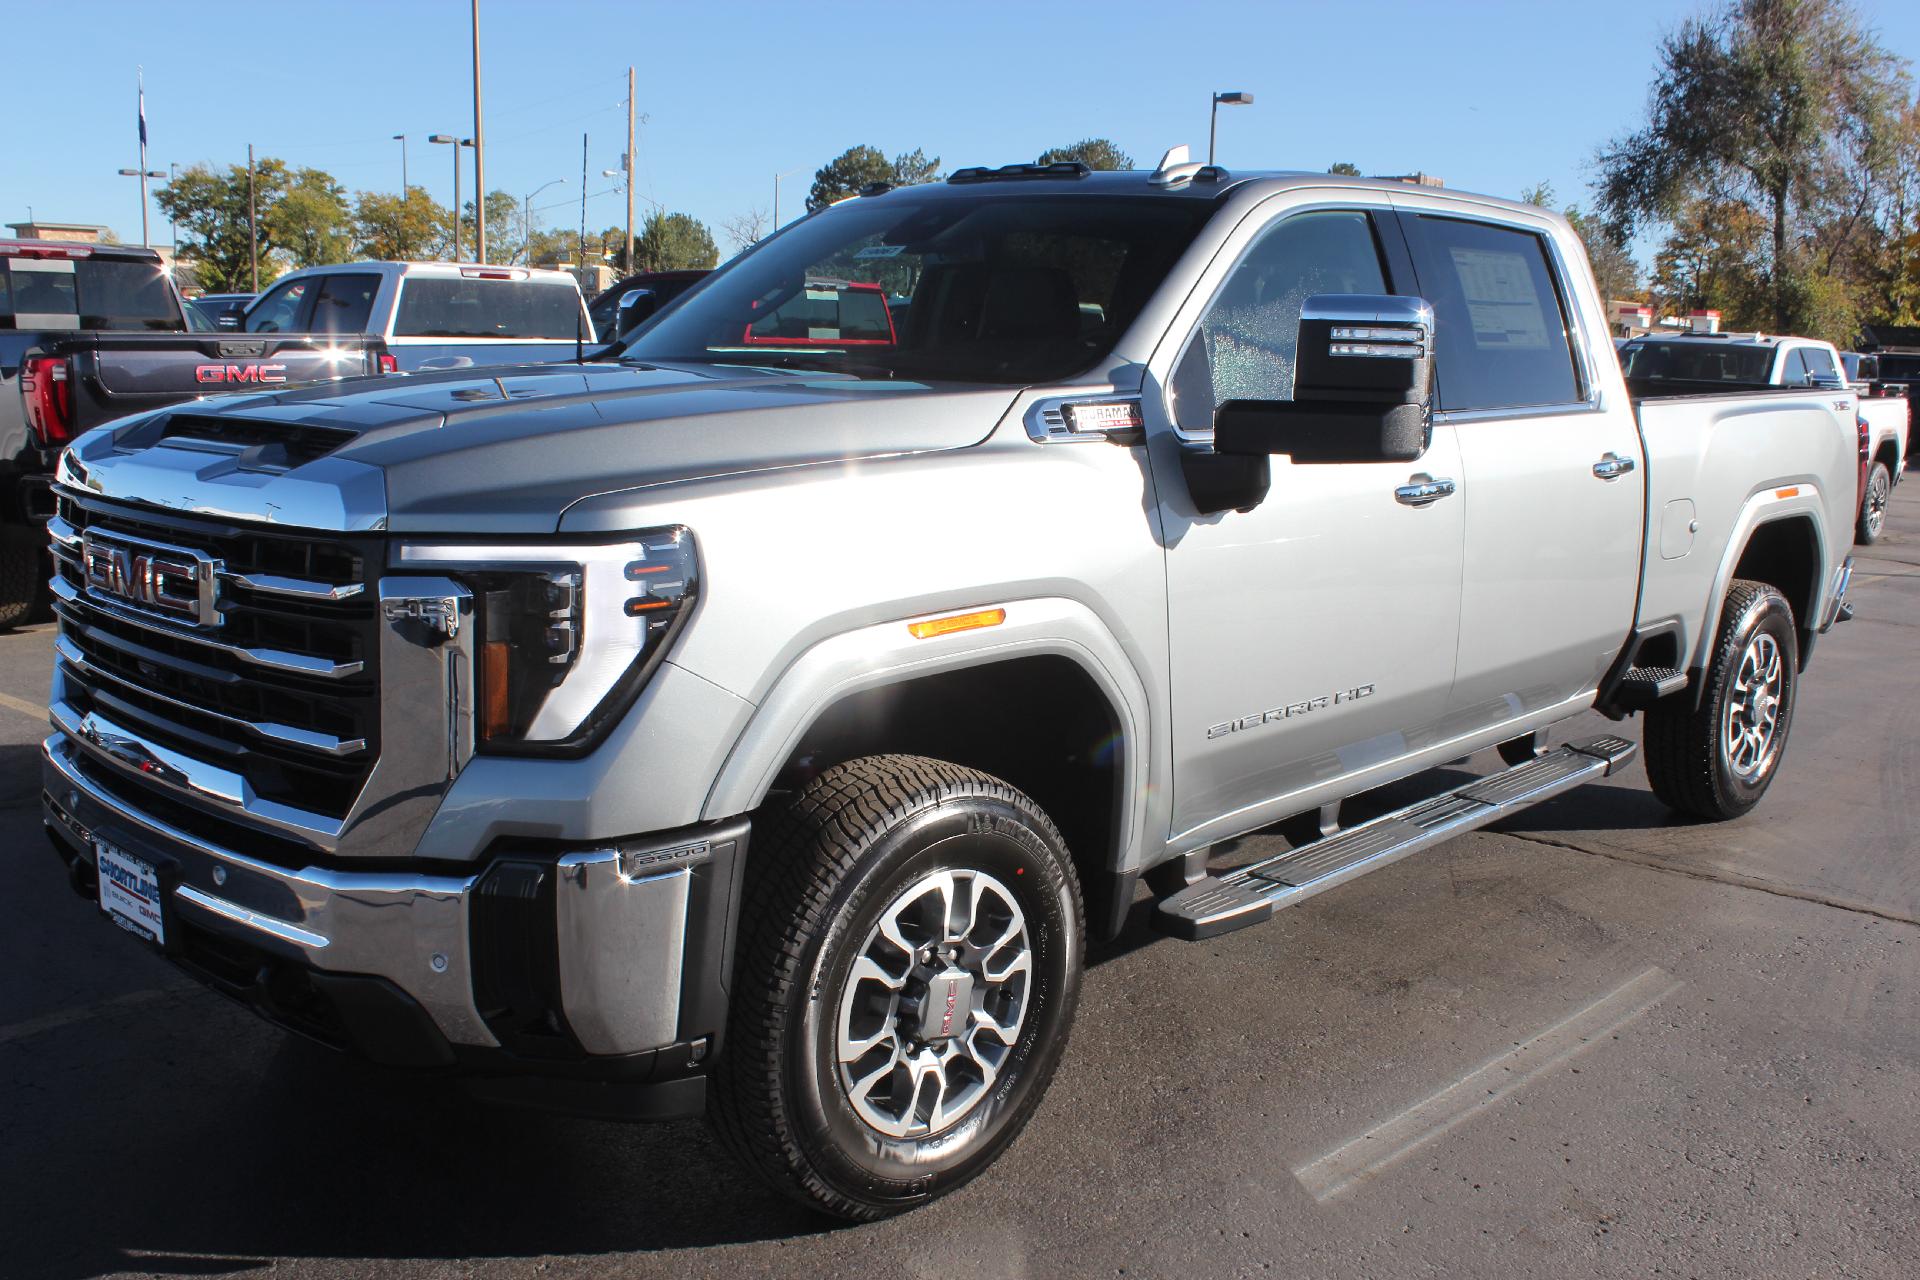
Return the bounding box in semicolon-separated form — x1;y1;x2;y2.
1039;138;1134;170
1596;0;1910;331
1520;181;1640;303
353;186;448;261
267;167;354;268
458;190;524;265
807;145;942;211
1327;161;1362;176
156;159;292;292
635;211;718;271
1651;197;1770;321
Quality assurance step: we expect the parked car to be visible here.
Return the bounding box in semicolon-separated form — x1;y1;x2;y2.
1;240;191;625
234;261;592;371
1855;325;1920;434
1620;331;1906;543
588;269;709;341
187;292;254;330
42;161;1858;1219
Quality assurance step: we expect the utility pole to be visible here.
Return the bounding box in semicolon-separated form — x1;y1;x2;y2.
774;167;802;231
471;0;487;263
625;66;636;274
393;134;408;194
579;133;589;284
247;143;259;292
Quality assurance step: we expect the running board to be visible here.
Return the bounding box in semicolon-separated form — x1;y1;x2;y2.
1152;736;1639;941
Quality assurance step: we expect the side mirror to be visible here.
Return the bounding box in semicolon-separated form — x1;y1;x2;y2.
1214;295;1434;465
615;288;658;338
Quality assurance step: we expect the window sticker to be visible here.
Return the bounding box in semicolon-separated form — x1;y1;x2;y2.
1448;247;1550;350
853;244;907;259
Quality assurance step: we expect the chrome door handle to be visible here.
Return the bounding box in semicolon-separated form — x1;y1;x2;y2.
1394;475;1457;507
1593;453;1636;480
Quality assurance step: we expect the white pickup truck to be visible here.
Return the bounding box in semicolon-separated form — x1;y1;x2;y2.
1622;332;1906;543
43;163;1862;1217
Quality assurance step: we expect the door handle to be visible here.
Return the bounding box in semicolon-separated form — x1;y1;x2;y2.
1394;475;1457;507
1593;453;1636;480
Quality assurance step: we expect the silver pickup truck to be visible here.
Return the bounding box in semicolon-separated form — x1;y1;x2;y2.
39;159;1856;1220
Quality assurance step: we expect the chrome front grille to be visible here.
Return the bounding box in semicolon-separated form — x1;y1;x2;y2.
49;492;383;823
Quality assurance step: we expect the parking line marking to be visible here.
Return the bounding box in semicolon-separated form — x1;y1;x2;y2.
0;690;46;723
1293;965;1682;1202
0;989;171;1046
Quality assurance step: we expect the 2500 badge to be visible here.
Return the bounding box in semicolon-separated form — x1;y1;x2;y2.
1207;684;1375;741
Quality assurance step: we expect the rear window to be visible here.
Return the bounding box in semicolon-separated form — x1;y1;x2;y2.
1622;341;1774;385
394;277;582;339
0;257;183;331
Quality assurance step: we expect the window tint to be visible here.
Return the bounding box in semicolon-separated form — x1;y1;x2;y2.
1404;217;1580;412
1800;345;1839;384
72;259;184;329
1622;340;1773;384
1170;210;1388;434
245;278;311;333
394;278;582;339
1780;348;1807;385
308;273;379;334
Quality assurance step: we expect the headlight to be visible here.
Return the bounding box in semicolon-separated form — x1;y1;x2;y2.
398;528;698;753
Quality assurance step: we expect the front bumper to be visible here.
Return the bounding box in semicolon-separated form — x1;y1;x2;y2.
42;726;746;1112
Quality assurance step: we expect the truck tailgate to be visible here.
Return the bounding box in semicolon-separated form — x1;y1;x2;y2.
85;333;386;395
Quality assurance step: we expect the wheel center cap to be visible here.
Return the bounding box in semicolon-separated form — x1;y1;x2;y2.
915;967;974;1042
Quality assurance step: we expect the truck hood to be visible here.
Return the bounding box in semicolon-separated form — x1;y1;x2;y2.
64;360;1018;535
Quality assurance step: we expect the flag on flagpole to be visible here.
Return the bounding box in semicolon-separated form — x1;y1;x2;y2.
137;68;147;148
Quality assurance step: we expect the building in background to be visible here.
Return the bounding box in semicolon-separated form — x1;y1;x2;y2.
6;220;114;244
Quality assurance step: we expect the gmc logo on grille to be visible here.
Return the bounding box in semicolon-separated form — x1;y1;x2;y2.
79;531;221;627
195;363;288;385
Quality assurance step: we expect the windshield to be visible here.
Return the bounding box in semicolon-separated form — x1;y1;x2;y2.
1621;340;1775;385
620;194;1214;384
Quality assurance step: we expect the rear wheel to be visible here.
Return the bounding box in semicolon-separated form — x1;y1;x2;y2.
708;754;1083;1220
1642;580;1797;821
1857;460;1890;545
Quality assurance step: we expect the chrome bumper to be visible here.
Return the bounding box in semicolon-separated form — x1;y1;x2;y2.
43;726;724;1058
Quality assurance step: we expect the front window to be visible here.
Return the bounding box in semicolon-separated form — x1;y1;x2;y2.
620;194;1213;384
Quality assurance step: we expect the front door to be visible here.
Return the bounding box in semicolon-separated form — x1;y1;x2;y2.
1146;204;1467;850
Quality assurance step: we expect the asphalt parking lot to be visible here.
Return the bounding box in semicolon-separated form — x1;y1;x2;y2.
4;480;1918;1280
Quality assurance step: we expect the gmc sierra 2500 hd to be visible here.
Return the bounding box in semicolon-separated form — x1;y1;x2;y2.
40;157;1857;1220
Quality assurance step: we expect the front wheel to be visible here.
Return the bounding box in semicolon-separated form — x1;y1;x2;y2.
708;755;1083;1220
1857;460;1890;545
1642;580;1797;821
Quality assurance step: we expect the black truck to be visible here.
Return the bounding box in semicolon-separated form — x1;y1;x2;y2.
1;240;389;626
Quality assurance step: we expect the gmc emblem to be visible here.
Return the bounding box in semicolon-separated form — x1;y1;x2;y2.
195;363;288;385
79;531;221;627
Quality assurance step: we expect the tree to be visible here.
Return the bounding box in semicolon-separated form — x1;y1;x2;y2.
156;159;292;292
807;145;942;211
1651;197;1769;320
459;191;523;265
268;168;354;268
1039;138;1133;170
1596;0;1910;332
1327;161;1362;176
353;186;448;262
635;211;718;271
1519;181;1640;303
721;208;769;254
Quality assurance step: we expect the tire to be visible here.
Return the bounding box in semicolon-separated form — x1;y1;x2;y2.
0;540;43;631
708;754;1084;1220
1642;579;1797;821
1857;460;1890;545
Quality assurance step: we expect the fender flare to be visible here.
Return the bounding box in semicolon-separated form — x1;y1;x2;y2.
1691;483;1830;681
700;596;1155;876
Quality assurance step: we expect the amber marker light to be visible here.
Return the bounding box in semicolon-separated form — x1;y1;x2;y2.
1775;486;1800;499
908;608;1007;640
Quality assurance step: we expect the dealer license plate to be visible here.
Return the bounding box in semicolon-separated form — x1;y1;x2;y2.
96;841;166;946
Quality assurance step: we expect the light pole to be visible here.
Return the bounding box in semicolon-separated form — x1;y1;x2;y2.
521;179;561;264
471;0;488;263
393;134;408;194
1208;91;1254;165
773;167;803;231
428;134;475;260
117;166;167;247
168;162;179;251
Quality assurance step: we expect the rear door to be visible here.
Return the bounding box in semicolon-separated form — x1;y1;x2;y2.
1392;205;1644;730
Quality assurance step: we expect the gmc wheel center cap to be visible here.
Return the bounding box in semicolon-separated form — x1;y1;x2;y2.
915;967;974;1042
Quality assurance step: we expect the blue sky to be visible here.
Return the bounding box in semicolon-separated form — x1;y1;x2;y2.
3;0;1916;261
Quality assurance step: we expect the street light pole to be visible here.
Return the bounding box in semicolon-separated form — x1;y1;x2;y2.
774;167;803;231
392;134;408;194
471;0;487;263
247;143;259;291
522;179;562;264
1208;91;1254;165
625;66;636;273
429;135;475;260
117;166;167;246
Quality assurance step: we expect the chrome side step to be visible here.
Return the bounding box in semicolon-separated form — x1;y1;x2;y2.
1152;736;1639;940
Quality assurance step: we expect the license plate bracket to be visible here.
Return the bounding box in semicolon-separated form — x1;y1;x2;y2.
96;840;169;947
